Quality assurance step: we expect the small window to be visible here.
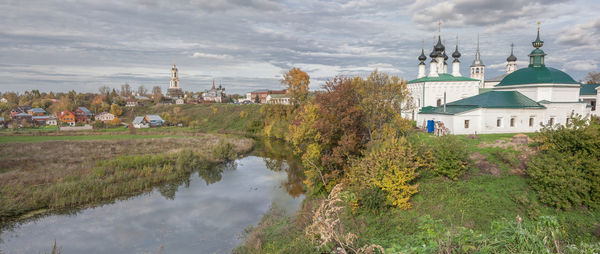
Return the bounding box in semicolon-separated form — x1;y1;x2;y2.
436;99;442;107
510;117;515;127
566;118;570;125
529;117;534;127
464;120;470;129
497;118;502;127
476;68;480;73
549;117;554;125
592;100;596;111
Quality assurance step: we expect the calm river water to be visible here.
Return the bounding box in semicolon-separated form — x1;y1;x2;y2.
0;141;305;253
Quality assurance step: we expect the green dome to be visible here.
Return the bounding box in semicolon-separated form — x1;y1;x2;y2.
496;66;579;87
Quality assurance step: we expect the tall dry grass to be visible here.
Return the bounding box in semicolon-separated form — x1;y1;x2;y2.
0;133;253;221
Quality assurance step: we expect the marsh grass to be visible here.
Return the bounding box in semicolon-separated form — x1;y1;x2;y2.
0;134;253;221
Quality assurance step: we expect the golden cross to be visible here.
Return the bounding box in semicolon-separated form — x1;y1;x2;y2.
537;21;541;31
438;20;442;35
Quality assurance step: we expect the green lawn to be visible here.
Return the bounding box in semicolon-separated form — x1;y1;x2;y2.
0;134;184;143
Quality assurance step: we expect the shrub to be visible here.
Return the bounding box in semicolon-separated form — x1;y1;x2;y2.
527;115;600;209
347;135;422;210
431;135;471;180
211;140;236;161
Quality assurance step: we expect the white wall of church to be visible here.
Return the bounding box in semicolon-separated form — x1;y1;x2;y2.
495;85;580;102
418;102;589;135
407;81;479;109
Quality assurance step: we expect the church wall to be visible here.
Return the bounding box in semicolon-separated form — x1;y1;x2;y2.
421;81;479;107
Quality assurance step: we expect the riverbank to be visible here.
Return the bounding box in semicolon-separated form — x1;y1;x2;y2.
236;132;600;253
0;133;254;222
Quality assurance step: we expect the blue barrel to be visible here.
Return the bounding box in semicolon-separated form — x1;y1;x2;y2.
427;120;435;133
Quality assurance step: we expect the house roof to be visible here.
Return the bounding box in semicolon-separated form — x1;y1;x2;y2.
14;113;31;117
145;115;163;121
132;116;146;124
497;66;579;86
580;84;599;95
420;91;545;115
407;73;480;84
32;116;51;120
77;107;93;115
28;108;46;113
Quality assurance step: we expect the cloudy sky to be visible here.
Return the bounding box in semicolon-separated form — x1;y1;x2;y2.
1;0;599;94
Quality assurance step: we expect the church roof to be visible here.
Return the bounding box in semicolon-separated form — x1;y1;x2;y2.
407;73;479;84
420;91;545;115
496;66;579;87
580;84;600;95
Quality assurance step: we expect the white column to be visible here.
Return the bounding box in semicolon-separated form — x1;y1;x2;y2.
418;63;426;78
429;61;439;77
452;61;461;77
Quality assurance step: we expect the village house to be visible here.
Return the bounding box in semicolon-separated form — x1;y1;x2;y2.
27;108;46;116
126;99;140;107
144;115;164;127
32;115;57;126
10;106;32;117
95;112;115;123
132;116;150;128
11;113;33;127
74;107;93;123
59;111;76;126
176;98;185;105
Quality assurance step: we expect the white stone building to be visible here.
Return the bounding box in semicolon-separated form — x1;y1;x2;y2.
416;27;591;135
96;112;115;122
203;80;226;103
404;30;481;121
166;64;184;98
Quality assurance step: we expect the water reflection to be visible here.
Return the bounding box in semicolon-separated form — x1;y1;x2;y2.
0;139;305;254
253;138;305;197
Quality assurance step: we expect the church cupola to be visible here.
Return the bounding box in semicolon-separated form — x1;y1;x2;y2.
506;43;517;74
452;36;462;77
528;22;547;68
418;47;427;78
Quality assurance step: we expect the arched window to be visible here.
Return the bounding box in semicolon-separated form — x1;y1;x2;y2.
476;68;480;73
436;99;442;107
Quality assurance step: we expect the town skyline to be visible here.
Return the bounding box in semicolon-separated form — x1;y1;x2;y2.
1;0;599;94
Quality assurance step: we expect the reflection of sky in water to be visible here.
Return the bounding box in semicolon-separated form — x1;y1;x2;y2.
0;156;304;254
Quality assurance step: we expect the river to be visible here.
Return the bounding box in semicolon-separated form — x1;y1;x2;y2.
0;140;305;253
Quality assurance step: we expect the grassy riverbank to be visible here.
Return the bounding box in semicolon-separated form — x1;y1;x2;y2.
0;134;253;221
236;133;600;253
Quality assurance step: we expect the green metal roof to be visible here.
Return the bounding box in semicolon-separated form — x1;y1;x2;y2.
496;66;578;86
580;84;599;95
269;94;289;99
420;91;545;115
407;73;480;84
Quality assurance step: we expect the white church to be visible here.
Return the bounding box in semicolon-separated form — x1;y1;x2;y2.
405;24;596;135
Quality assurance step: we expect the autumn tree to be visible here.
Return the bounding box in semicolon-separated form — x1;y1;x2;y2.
152;86;163;103
290;77;365;194
282;67;310;105
137;85;148;96
98;86;110;96
110;103;123;116
584;71;600;84
121;83;132;97
354;70;410;140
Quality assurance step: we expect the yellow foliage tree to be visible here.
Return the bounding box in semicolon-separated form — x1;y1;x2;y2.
282;67;310;105
110;117;122;126
347;132;423;210
110;104;123;116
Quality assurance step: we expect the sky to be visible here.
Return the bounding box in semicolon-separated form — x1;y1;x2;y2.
1;0;599;94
